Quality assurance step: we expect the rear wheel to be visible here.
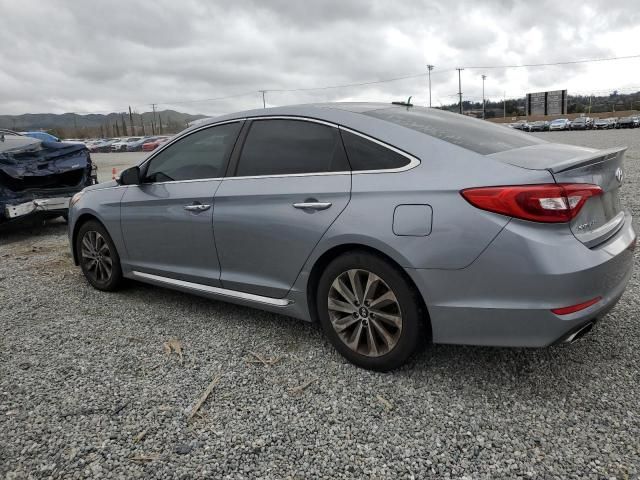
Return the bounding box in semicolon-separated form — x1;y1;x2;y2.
76;220;123;291
316;251;424;371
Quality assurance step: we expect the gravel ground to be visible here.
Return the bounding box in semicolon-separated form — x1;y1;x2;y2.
1;130;639;479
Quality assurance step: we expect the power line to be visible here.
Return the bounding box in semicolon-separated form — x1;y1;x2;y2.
462;54;640;70
49;53;640;115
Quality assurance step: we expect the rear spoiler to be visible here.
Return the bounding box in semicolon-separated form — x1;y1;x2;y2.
549;146;627;174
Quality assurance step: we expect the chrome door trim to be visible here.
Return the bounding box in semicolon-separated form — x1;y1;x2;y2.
337;126;421;173
139;118;247;169
131;271;293;306
223;115;420;179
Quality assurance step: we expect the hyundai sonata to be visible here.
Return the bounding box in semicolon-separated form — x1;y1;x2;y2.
68;103;636;371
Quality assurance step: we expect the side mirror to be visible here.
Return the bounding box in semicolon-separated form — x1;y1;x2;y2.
119;166;141;185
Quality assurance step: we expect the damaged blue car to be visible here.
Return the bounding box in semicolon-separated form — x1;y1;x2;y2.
0;129;97;223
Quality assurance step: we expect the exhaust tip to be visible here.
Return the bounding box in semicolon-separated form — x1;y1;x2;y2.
563;321;594;344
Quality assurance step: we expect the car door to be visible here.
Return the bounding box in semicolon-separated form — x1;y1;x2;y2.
120;121;243;286
213;118;352;298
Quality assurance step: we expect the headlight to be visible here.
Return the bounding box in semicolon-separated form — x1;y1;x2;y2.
70;191;84;208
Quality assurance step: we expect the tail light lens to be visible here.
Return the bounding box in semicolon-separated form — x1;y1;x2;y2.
460;184;603;223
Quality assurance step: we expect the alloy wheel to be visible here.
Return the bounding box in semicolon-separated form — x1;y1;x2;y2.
327;269;403;357
80;230;113;283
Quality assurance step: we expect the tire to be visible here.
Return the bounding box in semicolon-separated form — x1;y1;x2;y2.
75;220;123;291
316;251;424;371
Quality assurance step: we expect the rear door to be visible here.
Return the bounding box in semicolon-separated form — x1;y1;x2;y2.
120;121;242;285
213;118;351;298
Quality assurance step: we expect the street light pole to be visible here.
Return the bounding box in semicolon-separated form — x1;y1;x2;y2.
427;64;434;107
481;74;487;119
456;68;464;114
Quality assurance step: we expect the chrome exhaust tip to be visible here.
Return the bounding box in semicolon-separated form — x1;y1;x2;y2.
563;321;594;344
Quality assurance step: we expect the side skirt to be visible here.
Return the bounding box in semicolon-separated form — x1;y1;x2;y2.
130;270;293;307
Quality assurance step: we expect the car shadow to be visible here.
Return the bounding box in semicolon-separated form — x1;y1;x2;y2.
0;215;68;245
113;276;622;400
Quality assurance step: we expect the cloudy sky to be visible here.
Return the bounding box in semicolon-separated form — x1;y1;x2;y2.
1;0;639;116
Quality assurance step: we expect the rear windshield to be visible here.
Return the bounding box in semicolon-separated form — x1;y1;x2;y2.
363;107;545;155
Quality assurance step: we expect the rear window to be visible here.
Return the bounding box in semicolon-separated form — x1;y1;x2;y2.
364;107;546;155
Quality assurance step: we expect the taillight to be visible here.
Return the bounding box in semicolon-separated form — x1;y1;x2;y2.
460;184;603;223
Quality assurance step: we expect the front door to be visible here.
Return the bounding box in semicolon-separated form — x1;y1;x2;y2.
214;118;352;298
120;121;243;285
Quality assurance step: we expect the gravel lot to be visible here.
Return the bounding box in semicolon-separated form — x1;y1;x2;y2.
1;129;639;479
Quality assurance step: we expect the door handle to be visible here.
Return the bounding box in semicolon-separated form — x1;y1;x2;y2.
292;202;332;211
183;203;211;212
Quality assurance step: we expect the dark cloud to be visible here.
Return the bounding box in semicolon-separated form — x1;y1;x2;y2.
0;0;637;115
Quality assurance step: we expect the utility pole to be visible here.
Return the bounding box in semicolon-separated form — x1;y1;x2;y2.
456;68;464;114
128;106;135;135
427;65;434;107
259;90;266;108
151;104;157;135
503;91;506;118
158;113;163;135
481;74;487;119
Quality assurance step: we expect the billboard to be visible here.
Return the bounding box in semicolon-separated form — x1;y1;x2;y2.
526;90;567;116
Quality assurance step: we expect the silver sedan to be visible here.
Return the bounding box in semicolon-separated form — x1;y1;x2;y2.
68;103;636;371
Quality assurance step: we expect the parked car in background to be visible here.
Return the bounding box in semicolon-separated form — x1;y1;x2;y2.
141;136;171;152
22;131;60;142
67;102;636;371
594;118;612;130
618;116;637;128
526;121;550;132
111;137;142;152
549;118;571;131
126;136;153;152
88;138;121;153
509;120;528;130
0;130;97;223
569;117;592;130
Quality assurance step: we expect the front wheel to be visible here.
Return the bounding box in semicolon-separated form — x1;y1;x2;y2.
316;251;424;371
76;220;123;291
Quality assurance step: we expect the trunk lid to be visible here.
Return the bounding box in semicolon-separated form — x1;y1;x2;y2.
489;143;627;248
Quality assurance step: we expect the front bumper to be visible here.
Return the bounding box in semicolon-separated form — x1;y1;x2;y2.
408;212;636;347
4;196;72;219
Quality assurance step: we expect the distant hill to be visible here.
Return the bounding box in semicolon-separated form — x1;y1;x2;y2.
0;110;207;138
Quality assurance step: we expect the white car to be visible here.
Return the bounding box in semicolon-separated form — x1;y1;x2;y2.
549;119;571;131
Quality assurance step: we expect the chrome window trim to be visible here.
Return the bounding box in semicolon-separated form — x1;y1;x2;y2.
226;115;421;180
135;177;225;186
139;118;247;169
338;126;421;174
131;271;292;306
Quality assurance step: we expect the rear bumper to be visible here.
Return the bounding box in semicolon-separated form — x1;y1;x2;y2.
407;211;636;347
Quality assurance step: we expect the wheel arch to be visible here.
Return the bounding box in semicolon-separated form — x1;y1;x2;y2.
306;243;432;337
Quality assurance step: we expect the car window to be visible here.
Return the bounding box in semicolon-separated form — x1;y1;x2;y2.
340;130;411;171
364;107;546;155
144;122;242;182
236;119;349;176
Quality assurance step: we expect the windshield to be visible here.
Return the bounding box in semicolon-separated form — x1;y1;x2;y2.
551;119;566;124
363;106;546;155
